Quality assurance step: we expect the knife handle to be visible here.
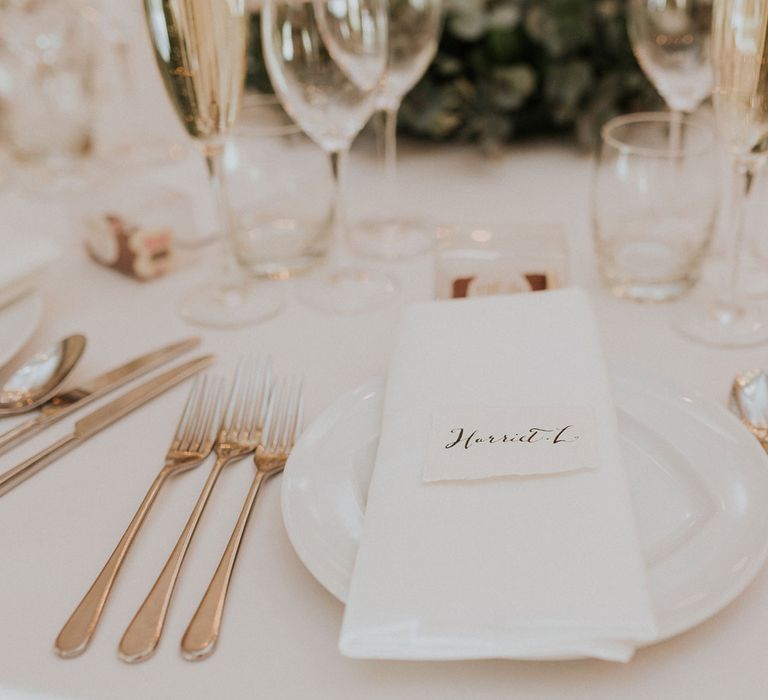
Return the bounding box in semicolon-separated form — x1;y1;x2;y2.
0;414;48;457
0;433;79;497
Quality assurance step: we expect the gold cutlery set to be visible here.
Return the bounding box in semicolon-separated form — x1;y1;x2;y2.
0;339;302;662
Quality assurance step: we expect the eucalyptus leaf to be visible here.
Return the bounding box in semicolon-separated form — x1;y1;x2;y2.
489;64;537;110
449;10;487;41
524;0;594;57
487;2;522;29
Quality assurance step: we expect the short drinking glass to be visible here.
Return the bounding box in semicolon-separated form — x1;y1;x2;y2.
593;112;717;302
228;96;333;279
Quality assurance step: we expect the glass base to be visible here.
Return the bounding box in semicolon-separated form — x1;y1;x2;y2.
675;297;768;347
295;265;397;314
350;218;435;261
178;281;283;328
700;256;768;301
607;277;693;302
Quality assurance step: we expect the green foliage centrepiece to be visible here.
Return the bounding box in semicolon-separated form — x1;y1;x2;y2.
246;0;663;150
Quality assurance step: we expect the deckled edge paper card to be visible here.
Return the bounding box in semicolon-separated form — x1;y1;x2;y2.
424;405;599;481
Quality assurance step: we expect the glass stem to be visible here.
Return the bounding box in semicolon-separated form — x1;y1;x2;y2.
328;148;349;265
669;109;684;158
383;107;400;203
373;110;386;161
203;140;242;293
724;158;755;308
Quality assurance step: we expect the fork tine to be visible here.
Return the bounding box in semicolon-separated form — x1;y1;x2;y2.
270;380;291;451
255;362;272;431
181;376;209;451
241;359;261;438
285;379;303;449
254;357;272;429
285;379;304;449
277;378;298;449
190;376;220;451
204;378;226;447
185;377;208;451
264;381;280;451
238;361;256;440
255;359;272;428
261;382;279;449
172;376;202;450
220;360;243;436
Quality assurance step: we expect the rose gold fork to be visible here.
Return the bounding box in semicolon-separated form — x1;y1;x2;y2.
118;359;271;663
54;375;224;658
181;376;303;661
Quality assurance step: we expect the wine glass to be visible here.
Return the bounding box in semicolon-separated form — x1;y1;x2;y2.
144;0;282;327
628;0;713;113
352;0;444;261
261;0;395;314
677;0;768;346
628;0;713;144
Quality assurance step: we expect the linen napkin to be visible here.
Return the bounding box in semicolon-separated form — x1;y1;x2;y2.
339;289;656;662
0;232;59;309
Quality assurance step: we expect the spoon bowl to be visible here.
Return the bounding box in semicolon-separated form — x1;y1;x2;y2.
0;334;86;416
730;368;768;448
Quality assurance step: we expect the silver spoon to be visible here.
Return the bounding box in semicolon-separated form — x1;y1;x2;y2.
0;334;86;417
730;368;768;450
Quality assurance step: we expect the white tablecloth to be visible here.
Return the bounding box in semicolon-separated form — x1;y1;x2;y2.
2;92;768;698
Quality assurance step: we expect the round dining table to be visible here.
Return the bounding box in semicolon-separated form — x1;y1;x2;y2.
1;45;767;697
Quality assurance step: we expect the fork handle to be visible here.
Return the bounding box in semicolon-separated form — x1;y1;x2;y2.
181;470;267;661
118;457;227;663
54;471;169;658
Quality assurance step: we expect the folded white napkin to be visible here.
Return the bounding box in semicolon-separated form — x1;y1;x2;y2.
339;289;656;662
0;231;59;309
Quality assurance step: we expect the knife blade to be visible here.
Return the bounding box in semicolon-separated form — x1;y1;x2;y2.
0;354;214;497
0;337;200;456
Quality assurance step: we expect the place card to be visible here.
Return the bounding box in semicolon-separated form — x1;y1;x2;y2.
424;404;599;482
433;223;569;301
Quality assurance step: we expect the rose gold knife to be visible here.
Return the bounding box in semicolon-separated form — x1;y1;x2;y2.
0;337;200;456
0;354;213;497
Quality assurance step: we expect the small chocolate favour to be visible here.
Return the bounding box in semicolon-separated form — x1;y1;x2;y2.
451;271;556;299
435;224;569;301
85;214;173;281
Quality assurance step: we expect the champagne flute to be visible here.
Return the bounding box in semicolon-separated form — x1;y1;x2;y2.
353;0;443;261
628;0;713;150
261;0;395;314
144;0;282;326
677;0;768;346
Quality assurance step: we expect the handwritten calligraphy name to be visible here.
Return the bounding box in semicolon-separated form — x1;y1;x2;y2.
444;426;579;450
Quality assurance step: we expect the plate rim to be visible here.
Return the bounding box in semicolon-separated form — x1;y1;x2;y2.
282;368;768;648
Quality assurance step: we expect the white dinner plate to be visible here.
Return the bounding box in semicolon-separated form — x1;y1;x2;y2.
282;368;768;646
0;292;43;370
